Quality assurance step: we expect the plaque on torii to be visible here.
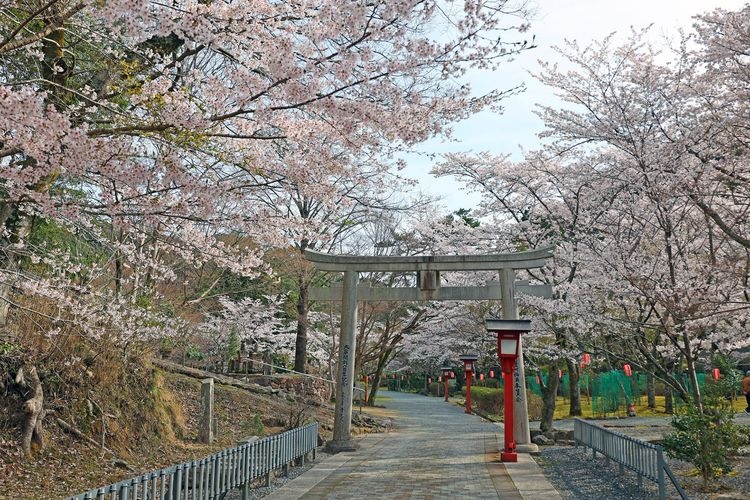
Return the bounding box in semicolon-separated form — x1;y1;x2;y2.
304;246;554;453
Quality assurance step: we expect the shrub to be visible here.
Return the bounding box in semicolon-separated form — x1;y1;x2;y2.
464;386;503;415
425;381;457;397
526;392;543;420
241;414;265;437
663;379;743;489
460;385;544;420
186;343;204;360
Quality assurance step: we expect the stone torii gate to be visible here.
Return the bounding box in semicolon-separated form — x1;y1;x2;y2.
305;247;554;453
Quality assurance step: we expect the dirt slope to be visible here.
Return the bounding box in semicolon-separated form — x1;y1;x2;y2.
0;369;338;499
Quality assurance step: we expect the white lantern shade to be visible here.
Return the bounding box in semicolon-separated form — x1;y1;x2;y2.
500;337;518;357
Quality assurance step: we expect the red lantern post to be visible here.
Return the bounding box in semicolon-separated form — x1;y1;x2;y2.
623;364;632;377
441;367;452;402
486;318;532;463
459;354;478;414
712;368;721;380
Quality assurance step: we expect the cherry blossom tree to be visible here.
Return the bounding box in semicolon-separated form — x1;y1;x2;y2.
435;13;749;416
435;6;750;417
256;165;419;374
1;0;538;456
684;6;750;250
199;294;289;367
1;0;536;378
541;24;750;407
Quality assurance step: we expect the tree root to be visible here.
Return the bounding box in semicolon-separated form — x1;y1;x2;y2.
54;417;115;456
15;364;44;457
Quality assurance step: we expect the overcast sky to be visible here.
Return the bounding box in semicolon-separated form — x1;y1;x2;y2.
407;0;748;212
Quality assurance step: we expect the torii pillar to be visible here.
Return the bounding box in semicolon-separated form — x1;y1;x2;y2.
305;247;554;453
330;270;358;451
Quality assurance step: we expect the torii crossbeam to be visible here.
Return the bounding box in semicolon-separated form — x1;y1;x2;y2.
305;246;554;453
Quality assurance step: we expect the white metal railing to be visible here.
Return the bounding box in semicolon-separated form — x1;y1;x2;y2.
574;418;688;500
68;422;318;500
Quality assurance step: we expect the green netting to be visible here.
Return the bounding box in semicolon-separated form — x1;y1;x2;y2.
525;369;707;415
526;370;642;416
526;375;542;396
591;370;634;416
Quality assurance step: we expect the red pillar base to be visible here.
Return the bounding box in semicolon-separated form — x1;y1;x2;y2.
501;451;518;462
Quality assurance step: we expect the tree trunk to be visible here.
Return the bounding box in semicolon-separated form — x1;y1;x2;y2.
114;254;123;298
0;205;17;339
293;272;309;374
664;386;674;414
0;202;36;343
681;327;703;412
368;347;393;405
151;358;277;395
647;372;656;409
540;364;560;432
566;359;582;417
0;251;18;343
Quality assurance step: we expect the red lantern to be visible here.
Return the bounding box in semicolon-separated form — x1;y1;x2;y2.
490;370;495;378
712;368;720;380
536;375;540;384
581;353;591;367
428;377;432;384
623;364;632;377
450;371;455;379
479;373;485;381
438;376;442;382
558;369;563;379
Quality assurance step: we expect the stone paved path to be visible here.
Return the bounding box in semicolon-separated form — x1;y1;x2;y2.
267;391;551;499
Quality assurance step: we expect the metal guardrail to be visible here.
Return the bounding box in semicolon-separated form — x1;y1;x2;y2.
68;422;318;500
574;418;688;500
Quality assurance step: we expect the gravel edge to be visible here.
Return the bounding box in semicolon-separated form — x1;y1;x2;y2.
535;445;750;500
